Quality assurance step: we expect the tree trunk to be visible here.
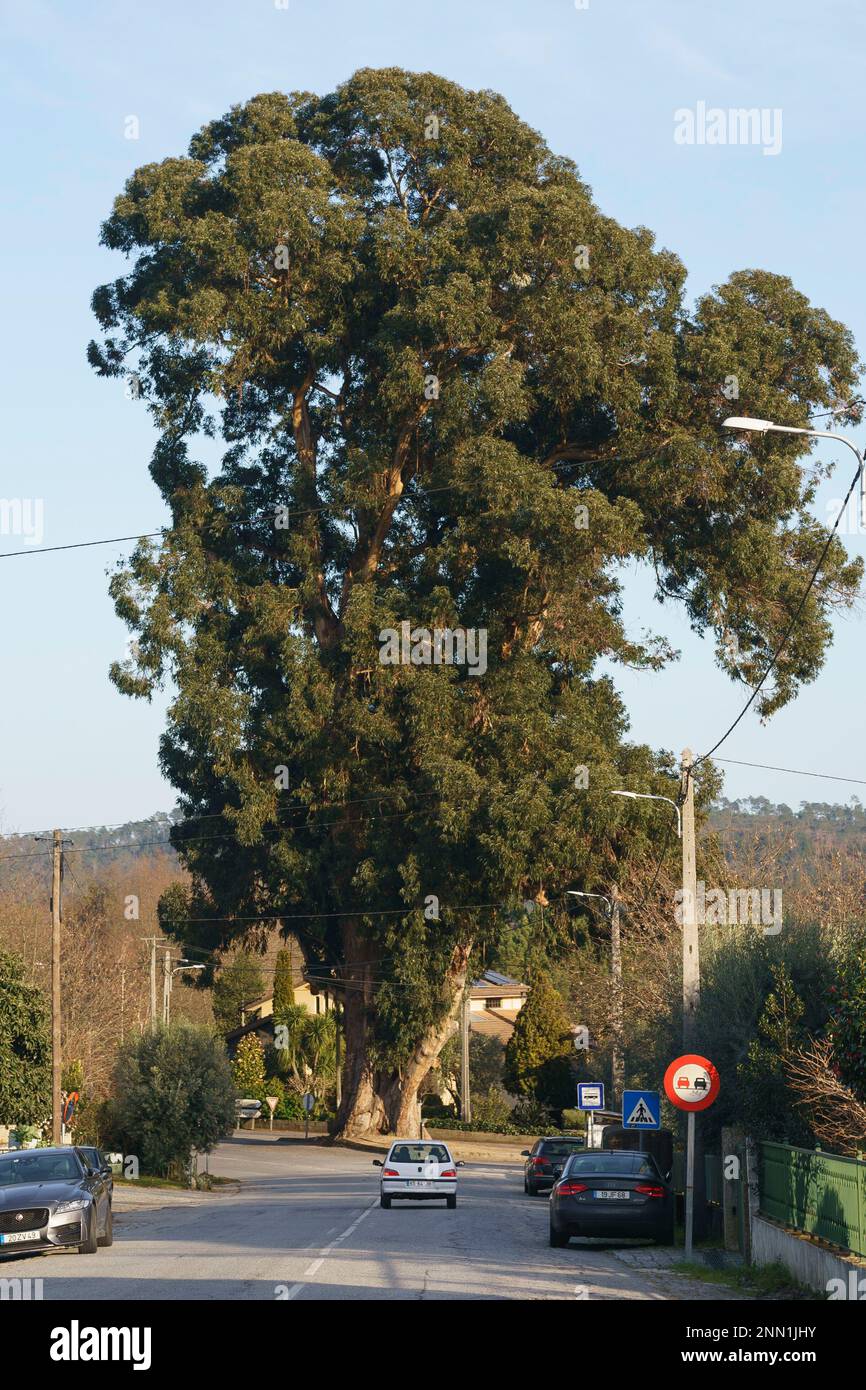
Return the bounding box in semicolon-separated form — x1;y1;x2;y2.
334;942;471;1139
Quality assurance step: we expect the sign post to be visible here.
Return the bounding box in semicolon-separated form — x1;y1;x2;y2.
265;1095;279;1131
577;1082;604;1149
664;1054;720;1258
303;1091;315;1140
622;1089;660;1130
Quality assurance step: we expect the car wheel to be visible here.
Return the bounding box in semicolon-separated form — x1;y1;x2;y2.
446;1194;457;1210
77;1211;99;1255
379;1194;391;1209
97;1207;113;1248
549;1222;570;1248
523;1176;529;1193
527;1182;537;1196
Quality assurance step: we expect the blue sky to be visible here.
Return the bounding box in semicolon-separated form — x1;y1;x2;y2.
2;0;866;830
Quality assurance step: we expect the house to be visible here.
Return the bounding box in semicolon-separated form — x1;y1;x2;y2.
468;970;528;1043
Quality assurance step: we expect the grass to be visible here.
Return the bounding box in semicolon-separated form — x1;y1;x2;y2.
673;1259;822;1299
113;1171;238;1190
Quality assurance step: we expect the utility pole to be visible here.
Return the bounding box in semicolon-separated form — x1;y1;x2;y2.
162;949;172;1026
680;748;699;1044
610;883;624;1106
460;987;472;1123
147;937;165;1033
334;1003;342;1109
51;830;63;1145
35;830;72;1145
680;746;706;1245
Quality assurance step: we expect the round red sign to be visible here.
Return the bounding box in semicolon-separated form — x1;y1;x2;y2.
663;1054;720;1111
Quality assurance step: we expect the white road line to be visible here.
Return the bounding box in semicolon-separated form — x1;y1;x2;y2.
283;1200;377;1300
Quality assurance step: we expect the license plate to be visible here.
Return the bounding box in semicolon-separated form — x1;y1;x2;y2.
0;1230;42;1244
593;1189;629;1199
404;1180;435;1188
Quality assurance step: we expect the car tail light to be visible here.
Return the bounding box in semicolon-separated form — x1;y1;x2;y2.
383;1168;399;1177
557;1182;588;1195
531;1157;547;1168
634;1183;665;1198
440;1169;457;1178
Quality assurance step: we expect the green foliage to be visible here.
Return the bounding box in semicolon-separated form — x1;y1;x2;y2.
827;936;866;1098
272;948;295;1016
232;1033;266;1095
469;1085;512;1132
212;954;265;1032
503;973;573;1107
91;66;862;1122
267;1005;336;1102
0;951;50;1126
111;1023;236;1175
736;964;811;1143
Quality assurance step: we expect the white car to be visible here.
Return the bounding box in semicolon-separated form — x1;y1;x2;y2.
373;1141;464;1208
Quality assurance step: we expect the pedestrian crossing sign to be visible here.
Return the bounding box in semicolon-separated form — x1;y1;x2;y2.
622;1089;661;1129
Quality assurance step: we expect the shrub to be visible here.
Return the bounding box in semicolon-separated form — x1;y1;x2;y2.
111;1023;236;1176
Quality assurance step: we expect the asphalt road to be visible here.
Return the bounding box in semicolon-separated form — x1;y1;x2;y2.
0;1137;744;1300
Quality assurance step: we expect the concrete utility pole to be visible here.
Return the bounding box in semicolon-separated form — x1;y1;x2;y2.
680;748;699;1045
162;949;174;1026
460;987;472;1123
146;937;166;1032
610;884;624;1105
51;830;63;1145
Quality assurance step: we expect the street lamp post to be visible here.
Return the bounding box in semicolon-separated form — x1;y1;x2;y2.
723;416;866;527
610;789;682;838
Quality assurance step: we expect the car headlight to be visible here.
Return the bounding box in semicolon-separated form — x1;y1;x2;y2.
53;1199;91;1215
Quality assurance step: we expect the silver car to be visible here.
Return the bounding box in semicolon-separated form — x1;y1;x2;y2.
0;1147;113;1256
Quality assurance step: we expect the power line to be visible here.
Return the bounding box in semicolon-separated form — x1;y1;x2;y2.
715;757;866;788
0;532;162;560
697;452;865;767
0;456;598;563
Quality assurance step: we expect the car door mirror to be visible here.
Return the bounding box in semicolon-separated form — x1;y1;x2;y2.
372;1159;383;1167
456;1160;466;1167
521;1150;530;1157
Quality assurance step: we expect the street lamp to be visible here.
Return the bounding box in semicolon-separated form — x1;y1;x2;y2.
723;416;866;527
566;890;611;916
610;789;682;838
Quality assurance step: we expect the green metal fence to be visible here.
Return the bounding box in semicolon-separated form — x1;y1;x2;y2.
760;1141;866;1257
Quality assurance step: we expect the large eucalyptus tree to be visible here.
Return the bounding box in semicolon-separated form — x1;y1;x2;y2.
90;68;861;1135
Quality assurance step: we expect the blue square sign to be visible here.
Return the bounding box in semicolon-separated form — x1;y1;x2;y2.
622;1089;661;1129
577;1083;604;1111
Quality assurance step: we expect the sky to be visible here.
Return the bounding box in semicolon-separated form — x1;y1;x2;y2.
2;0;866;831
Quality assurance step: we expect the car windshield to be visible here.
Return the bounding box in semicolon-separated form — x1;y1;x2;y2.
563;1152;660;1178
540;1141;583;1156
389;1144;450;1164
0;1152;82;1186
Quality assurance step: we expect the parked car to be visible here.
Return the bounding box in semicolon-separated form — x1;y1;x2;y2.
373;1141;465;1208
549;1149;675;1247
521;1136;586;1195
0;1146;112;1256
76;1146;114;1195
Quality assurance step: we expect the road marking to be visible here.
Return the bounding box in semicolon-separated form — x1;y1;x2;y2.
283;1201;377;1300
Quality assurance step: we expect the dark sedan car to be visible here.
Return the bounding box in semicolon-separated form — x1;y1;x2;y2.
0;1147;112;1256
549;1149;675;1247
521;1136;586;1195
77;1146;114;1195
